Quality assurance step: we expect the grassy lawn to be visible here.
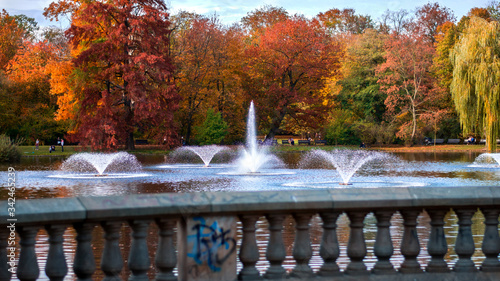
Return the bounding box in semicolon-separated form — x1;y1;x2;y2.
19;145;88;157
18;144;170;157
17;143;493;157
373;144;492;152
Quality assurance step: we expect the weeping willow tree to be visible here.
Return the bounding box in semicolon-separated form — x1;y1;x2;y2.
450;16;500;152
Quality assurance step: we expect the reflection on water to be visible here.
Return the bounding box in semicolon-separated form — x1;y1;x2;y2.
0;151;498;279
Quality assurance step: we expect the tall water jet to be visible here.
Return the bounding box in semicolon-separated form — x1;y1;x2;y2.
60;152;143;176
304;149;394;185
236;101;282;173
179;145;227;167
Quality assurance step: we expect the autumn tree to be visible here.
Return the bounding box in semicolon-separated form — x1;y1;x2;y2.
0;10;33;72
42;27;77;122
243;16;340;141
241;5;289;35
377;32;437;143
0;12;66;143
172;13;245;144
315;8;374;35
414;2;455;43
336;29;387;121
2;39;67;142
379;9;411;35
451;16;500;152
48;0;179;150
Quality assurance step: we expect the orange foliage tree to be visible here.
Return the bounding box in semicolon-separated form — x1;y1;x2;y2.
242;16;341;141
0;10;28;72
4;40;66;142
171;14;245;144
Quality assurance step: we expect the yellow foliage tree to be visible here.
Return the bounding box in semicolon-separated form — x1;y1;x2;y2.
451;16;500;152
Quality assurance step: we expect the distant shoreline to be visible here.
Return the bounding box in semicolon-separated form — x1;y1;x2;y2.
17;143;494;158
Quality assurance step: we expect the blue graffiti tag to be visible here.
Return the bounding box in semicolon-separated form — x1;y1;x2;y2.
187;217;236;272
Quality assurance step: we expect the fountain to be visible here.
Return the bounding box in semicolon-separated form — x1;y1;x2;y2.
231;101;288;175
179;145;228;167
49;151;149;179
299;149;397;185
470;153;500;168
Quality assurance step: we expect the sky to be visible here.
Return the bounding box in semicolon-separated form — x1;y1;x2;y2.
0;0;492;28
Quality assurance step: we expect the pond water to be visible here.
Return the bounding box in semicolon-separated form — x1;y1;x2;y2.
1;150;499;200
0;149;499;280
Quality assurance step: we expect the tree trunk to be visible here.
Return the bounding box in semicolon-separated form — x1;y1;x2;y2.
124;95;135;151
486;116;497;153
265;108;288;143
126;131;135;150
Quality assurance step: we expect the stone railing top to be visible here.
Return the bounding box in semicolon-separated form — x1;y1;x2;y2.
1;186;499;225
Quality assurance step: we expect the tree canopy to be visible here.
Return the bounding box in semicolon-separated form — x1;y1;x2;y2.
1;2;498;149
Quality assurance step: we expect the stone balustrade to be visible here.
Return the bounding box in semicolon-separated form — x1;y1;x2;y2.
1;186;500;280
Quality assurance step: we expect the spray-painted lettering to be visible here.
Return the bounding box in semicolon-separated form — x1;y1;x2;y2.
187;217;236;272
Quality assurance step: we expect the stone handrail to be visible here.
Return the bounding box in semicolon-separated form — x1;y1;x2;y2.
1;186;500;280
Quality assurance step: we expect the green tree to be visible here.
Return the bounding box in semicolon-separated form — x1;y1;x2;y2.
451;16;500;152
324;109;360;145
195;108;228;145
336;29;387;122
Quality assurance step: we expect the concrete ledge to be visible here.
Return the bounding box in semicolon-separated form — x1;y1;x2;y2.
78;192;212;220
2;186;500;225
0;197;86;225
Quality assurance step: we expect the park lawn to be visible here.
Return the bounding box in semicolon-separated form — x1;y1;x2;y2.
17;143;494;157
18;145;87;156
373;144;492;153
269;143;492;153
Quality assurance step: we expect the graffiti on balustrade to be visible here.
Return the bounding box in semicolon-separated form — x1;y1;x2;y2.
187;216;236;272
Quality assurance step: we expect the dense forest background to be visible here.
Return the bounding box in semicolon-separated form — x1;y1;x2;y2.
0;0;499;150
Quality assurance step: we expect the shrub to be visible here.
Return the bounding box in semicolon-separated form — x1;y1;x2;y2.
354;121;398;145
0;134;21;163
195;108;229;145
324;110;361;145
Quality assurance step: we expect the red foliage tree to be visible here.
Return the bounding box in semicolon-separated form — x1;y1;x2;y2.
65;0;179;150
377;33;438;143
414;2;455;43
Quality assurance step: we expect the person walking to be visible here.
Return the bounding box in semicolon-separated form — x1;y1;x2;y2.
35;139;39;150
61;138;64;152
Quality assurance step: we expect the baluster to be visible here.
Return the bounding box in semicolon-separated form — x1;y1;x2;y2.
45;224;68;281
238;215;262;280
0;227;12;280
454;208;477;272
372;210;395;274
426;209;450;273
317;212;341;277
154;218;177;281
264;214;287;279
73;223;96;281
399;209;423;273
128;220;151;281
480;208;500;272
345;211;369;275
17;226;40;281
290;213;314;278
101;221;124;281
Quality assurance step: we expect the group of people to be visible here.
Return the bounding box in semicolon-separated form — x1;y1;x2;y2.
39;137;64;153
